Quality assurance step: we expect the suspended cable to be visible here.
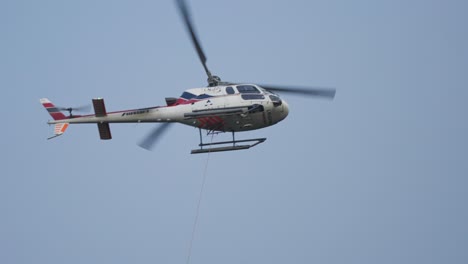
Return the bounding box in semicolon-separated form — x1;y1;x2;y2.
186;134;214;264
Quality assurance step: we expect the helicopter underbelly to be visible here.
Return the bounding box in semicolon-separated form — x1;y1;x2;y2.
180;111;272;132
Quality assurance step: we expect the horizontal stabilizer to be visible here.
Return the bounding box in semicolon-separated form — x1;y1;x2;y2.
97;122;112;140
92;98;108;117
92;98;112;140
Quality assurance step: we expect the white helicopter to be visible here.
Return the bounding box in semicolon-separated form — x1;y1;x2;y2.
40;0;336;154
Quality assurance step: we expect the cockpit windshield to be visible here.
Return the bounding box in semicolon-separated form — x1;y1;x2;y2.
236;85;260;94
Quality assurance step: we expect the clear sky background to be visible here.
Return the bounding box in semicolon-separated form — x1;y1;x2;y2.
2;0;468;263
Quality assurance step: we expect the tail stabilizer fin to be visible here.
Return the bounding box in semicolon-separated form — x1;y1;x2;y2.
47;123;69;140
40;98;67;120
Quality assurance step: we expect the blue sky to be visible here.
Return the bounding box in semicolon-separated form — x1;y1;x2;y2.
2;0;468;263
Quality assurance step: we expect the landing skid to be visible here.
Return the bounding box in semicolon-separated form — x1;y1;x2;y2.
191;129;266;154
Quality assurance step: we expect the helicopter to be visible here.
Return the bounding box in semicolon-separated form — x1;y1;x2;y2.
40;0;336;154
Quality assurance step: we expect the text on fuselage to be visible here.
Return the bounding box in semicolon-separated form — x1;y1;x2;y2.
121;110;150;116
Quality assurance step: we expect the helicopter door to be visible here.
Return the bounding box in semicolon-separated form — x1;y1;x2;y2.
221;86;236;108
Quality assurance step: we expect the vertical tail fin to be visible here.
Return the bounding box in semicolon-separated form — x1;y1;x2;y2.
47;122;70;140
40;98;66;120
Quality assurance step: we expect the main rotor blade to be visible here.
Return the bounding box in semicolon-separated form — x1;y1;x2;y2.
260;84;336;99
175;0;212;79
138;123;172;151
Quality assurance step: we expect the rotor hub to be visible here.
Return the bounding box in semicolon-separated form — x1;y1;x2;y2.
208;75;221;87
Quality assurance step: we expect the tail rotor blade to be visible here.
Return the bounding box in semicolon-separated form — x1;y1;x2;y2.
57;104;92;113
138;123;172;151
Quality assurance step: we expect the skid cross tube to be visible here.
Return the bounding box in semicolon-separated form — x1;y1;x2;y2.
192;129;266;154
198;138;266;147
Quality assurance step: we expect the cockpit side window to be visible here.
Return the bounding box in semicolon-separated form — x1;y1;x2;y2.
241;94;265;100
236;85;260;94
269;95;282;107
226;86;235;94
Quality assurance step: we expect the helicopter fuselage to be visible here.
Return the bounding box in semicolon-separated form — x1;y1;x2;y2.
47;84;289;133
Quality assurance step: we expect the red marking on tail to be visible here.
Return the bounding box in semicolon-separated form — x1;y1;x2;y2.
40;98;67;120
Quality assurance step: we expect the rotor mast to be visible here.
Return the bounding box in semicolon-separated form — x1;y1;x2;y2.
175;0;336;96
176;0;221;87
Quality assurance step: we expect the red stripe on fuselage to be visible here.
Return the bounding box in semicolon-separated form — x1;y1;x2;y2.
197;116;225;130
51;112;66;120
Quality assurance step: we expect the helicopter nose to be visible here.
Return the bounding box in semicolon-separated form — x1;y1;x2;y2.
281;100;289;120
